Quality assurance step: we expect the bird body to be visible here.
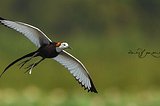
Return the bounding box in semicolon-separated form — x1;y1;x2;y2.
0;17;98;93
38;43;59;58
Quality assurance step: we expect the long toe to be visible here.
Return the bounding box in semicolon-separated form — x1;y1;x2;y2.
24;66;33;74
24;68;30;74
25;63;34;69
24;65;34;74
24;62;37;73
18;59;30;69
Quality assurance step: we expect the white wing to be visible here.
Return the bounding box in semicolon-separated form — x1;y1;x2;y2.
0;17;52;47
53;50;98;93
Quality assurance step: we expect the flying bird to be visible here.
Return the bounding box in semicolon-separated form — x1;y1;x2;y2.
0;17;98;93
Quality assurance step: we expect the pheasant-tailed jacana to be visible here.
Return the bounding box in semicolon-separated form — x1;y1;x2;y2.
0;17;98;93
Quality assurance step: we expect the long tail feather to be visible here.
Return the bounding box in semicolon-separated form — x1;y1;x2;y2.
0;51;38;77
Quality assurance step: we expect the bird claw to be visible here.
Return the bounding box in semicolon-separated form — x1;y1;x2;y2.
22;58;44;75
17;59;30;69
29;69;32;74
24;63;37;74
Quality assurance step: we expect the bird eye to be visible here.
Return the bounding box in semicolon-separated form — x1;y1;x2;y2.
63;44;66;46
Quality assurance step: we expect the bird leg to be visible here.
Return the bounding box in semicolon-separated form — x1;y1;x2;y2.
24;58;45;74
17;52;39;69
18;58;31;69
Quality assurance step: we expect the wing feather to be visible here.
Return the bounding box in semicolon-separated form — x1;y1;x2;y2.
53;50;98;93
0;17;52;47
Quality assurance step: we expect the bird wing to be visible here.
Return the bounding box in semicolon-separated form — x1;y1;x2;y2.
0;17;52;47
53;50;98;93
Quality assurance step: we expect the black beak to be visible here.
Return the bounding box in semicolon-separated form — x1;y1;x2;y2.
68;46;72;50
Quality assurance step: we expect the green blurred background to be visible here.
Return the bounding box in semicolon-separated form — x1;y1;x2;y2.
1;0;160;106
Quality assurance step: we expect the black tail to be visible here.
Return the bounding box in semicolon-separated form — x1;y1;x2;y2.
0;51;38;77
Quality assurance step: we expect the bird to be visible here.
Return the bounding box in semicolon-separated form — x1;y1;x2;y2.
0;17;98;93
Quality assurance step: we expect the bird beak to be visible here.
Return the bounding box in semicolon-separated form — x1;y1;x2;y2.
68;46;72;50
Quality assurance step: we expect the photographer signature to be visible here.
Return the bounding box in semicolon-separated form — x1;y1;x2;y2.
128;48;160;58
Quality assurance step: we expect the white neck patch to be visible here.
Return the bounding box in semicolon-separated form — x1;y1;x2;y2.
56;42;69;52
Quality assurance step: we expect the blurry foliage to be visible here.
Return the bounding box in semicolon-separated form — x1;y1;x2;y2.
0;0;160;38
1;0;160;93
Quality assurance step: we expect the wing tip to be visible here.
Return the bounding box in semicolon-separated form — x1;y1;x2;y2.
0;17;5;20
88;76;98;93
0;17;7;26
76;76;98;93
89;87;98;93
90;87;98;93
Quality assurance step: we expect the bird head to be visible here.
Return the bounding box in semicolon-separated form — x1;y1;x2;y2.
56;42;72;52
